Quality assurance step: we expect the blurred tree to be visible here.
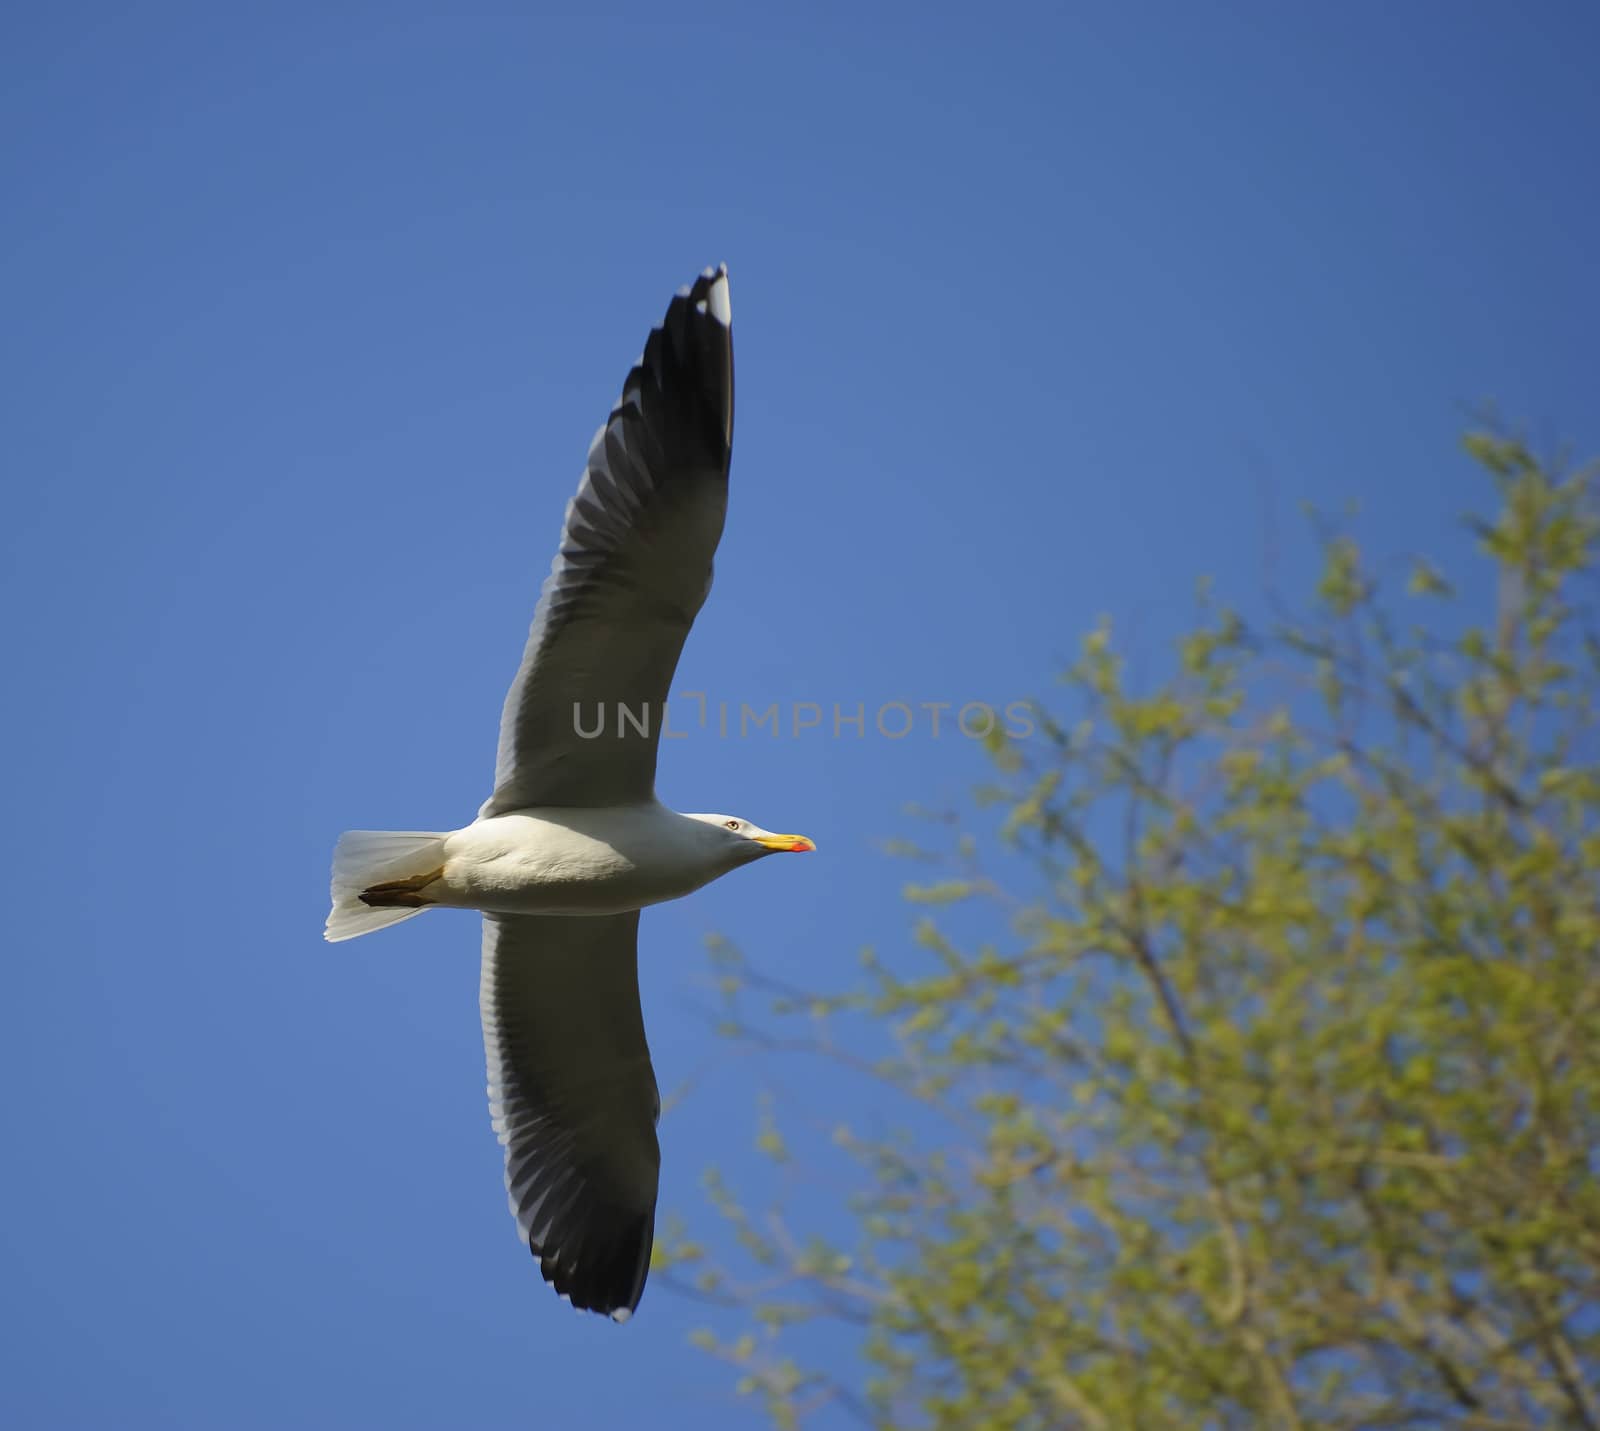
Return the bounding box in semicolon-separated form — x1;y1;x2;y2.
659;433;1600;1430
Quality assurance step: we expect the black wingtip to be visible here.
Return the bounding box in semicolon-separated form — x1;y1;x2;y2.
675;264;731;329
532;1207;654;1323
642;266;733;454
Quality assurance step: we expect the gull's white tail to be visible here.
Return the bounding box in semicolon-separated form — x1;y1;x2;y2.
325;830;450;943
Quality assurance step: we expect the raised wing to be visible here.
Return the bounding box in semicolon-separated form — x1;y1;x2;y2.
480;912;661;1320
482;266;734;815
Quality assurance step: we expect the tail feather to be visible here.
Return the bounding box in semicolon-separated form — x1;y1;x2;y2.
325;829;449;943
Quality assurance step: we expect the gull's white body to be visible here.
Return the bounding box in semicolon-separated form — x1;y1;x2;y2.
435;805;769;916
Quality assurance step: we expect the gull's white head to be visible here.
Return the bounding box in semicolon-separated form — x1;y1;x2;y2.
685;813;816;857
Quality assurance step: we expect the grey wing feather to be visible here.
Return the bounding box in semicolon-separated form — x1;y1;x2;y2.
480;911;661;1320
482;266;734;815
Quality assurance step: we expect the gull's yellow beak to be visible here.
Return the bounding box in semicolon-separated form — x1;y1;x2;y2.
756;833;816;853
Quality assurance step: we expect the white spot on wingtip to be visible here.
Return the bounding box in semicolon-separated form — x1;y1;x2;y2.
611;1307;632;1324
706;272;731;327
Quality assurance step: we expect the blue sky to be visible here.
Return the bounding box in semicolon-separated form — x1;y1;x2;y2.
3;2;1597;1426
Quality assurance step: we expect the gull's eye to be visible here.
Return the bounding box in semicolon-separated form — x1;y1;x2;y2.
725;819;741;831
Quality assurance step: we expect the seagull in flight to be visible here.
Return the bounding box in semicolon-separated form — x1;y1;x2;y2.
326;266;813;1322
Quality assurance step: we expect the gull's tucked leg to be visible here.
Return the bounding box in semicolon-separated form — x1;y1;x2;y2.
360;867;446;908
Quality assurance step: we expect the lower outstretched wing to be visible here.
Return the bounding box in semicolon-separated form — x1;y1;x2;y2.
479;911;661;1320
